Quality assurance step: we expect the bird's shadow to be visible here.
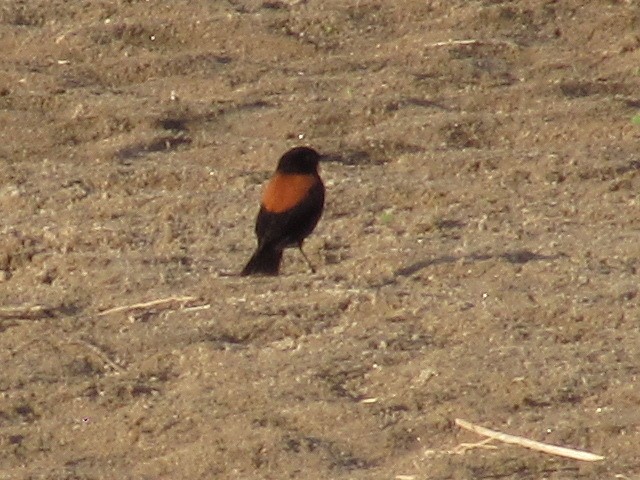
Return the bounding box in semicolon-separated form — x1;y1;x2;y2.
395;249;567;277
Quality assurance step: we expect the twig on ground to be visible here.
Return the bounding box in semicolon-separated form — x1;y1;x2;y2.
182;304;211;312
97;296;198;316
425;39;518;49
449;438;498;455
67;337;125;373
0;305;55;320
455;418;605;462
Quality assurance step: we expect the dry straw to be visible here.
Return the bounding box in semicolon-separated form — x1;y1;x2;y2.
455;418;605;462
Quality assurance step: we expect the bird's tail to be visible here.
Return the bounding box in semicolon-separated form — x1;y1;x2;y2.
241;245;283;276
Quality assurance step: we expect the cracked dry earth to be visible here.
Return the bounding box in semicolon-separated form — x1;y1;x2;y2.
1;1;640;479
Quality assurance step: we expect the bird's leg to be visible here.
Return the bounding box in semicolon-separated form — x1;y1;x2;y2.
298;243;316;273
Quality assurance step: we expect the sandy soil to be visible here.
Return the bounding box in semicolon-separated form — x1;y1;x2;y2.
1;1;640;478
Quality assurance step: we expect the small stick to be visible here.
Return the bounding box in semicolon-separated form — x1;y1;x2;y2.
450;438;498;455
425;39;518;49
98;296;198;316
426;39;479;47
182;304;211;312
67;338;125;373
0;305;55;320
455;418;605;462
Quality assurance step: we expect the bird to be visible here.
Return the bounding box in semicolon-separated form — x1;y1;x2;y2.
241;146;325;276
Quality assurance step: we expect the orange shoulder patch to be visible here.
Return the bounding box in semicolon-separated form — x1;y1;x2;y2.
261;173;317;213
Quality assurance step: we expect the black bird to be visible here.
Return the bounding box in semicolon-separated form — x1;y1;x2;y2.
241;146;325;276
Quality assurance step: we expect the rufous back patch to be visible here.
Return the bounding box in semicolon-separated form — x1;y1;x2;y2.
261;173;317;213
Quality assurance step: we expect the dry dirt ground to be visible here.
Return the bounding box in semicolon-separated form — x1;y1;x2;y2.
1;1;640;479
